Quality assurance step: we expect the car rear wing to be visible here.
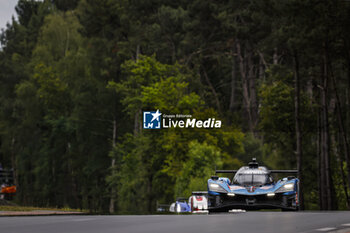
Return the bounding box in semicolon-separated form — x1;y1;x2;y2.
191;191;208;195
215;170;298;174
215;170;238;174
270;170;298;174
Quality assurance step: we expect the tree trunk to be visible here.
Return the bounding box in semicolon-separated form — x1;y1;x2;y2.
10;137;17;187
134;111;140;135
330;65;350;207
236;40;254;132
147;175;153;213
229;50;236;113
65;29;70;57
247;52;258;132
202;68;222;114
334;132;350;208
273;47;279;65
258;56;265;81
136;44;140;61
317;107;325;209
109;119;117;214
293;52;304;210
322;58;332;210
321;43;336;210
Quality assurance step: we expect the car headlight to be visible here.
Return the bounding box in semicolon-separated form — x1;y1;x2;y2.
276;183;295;193
208;183;227;193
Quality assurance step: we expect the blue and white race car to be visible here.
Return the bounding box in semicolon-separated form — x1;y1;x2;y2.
169;197;191;213
207;158;299;212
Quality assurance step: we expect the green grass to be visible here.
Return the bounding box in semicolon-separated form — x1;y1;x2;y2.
0;205;87;212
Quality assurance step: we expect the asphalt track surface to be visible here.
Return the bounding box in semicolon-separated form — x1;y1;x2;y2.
1;211;350;233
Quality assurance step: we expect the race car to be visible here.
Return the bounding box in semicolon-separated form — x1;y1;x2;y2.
207;158;299;212
189;191;208;213
169;197;191;213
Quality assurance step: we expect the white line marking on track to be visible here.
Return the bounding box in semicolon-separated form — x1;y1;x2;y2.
342;223;350;227
316;227;337;232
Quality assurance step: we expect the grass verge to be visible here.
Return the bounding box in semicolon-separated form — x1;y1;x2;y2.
0;205;87;212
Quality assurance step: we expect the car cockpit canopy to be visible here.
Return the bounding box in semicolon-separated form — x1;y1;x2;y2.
232;166;273;186
232;159;273;186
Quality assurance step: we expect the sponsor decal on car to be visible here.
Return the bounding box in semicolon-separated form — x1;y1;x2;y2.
229;185;245;190
260;185;273;190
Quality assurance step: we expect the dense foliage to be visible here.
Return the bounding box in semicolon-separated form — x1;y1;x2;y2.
1;0;350;212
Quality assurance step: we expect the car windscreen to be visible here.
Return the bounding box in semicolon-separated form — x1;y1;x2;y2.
233;173;270;186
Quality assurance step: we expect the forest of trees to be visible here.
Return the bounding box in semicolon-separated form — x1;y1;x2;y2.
1;0;350;213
